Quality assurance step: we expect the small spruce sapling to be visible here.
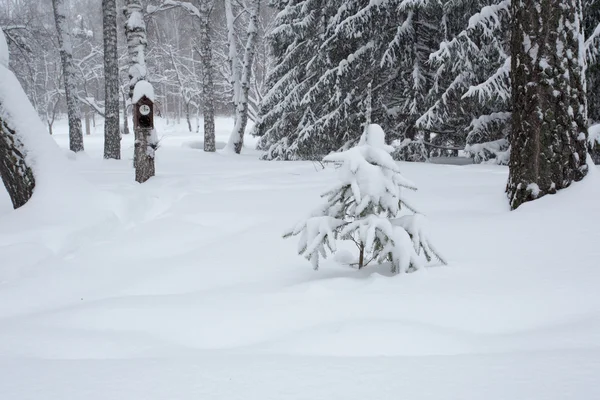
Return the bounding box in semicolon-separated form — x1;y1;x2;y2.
284;124;446;274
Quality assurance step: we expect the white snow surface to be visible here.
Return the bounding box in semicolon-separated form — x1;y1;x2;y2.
132;80;155;103
1;117;600;399
0;54;120;252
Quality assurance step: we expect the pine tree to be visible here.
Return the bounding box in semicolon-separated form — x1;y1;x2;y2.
585;0;600;162
103;0;121;159
420;0;600;165
256;0;445;161
285;124;445;273
418;0;511;163
507;0;589;209
253;0;326;160
584;0;600;120
52;0;84;153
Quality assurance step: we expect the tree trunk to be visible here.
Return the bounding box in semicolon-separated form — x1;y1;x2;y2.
0;117;35;209
103;0;121;159
122;91;130;135
52;0;84;153
358;242;364;269
124;0;148;98
134;126;156;183
198;4;216;152
85;108;91;136
124;0;155;182
185;102;192;132
507;0;589;210
226;0;260;154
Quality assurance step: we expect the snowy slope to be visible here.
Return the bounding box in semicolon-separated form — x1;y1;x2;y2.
0;117;599;399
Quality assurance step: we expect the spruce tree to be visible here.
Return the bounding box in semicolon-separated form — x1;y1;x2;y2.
507;0;589;209
585;0;600;162
418;0;511;163
254;0;326;160
285;124;445;273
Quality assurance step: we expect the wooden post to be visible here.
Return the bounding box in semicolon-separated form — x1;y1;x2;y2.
133;82;156;183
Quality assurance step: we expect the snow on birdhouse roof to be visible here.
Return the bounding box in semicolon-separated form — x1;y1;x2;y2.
132;80;155;103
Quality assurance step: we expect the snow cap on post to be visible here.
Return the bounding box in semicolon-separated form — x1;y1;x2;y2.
0;30;9;68
132;80;155;103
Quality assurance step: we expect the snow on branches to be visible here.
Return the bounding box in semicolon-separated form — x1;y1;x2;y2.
285;124;446;274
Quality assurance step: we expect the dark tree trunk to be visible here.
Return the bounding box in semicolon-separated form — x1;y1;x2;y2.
197;4;216;152
52;0;84;153
0;117;35;209
358;242;364;269
507;0;589;210
185;102;192;133
85;108;91;136
103;0;121;159
122;91;130;135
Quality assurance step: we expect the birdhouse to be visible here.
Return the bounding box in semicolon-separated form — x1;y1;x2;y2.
134;96;154;129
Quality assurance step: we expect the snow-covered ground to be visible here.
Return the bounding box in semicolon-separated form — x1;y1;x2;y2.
1;117;599;399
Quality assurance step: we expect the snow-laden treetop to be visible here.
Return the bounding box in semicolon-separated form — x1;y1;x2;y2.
323;124;417;216
0;30;9;68
132;80;155;103
357;124;394;152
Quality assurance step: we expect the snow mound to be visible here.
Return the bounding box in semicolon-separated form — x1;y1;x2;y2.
0;43;125;259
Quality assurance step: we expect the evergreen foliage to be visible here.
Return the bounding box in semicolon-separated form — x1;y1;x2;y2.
284;124;446;273
256;0;600;163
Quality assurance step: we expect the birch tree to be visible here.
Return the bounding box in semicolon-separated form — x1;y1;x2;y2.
124;0;156;182
225;0;261;154
124;0;148;97
103;0;121;159
52;0;84;152
147;0;217;152
507;0;589;209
